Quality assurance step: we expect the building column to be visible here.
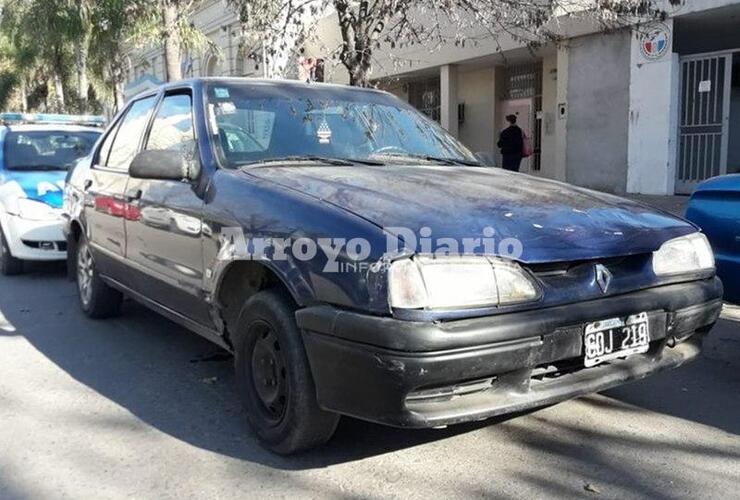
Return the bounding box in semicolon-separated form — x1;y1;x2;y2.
440;64;459;137
626;19;678;195
554;45;569;183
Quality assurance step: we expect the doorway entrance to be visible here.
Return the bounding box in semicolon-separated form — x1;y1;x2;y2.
675;52;734;194
500;98;532;169
497;63;542;172
675;49;740;193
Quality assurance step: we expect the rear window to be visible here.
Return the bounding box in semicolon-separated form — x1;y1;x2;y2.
3;130;100;171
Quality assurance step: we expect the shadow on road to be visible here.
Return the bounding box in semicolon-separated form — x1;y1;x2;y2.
0;264;512;470
604;311;740;435
1;264;738;475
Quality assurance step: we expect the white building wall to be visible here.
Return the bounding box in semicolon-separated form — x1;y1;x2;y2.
538;52;559;180
457;67;497;158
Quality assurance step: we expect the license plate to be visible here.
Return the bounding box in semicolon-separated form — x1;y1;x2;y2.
583;312;650;367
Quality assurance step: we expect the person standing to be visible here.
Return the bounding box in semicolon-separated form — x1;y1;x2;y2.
497;114;524;172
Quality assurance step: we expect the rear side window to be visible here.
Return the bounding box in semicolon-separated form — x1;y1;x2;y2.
146;93;196;161
104;96;157;171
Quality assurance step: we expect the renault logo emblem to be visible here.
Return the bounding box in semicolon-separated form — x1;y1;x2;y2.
595;264;613;294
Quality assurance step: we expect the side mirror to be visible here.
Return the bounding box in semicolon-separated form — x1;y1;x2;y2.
129;149;200;181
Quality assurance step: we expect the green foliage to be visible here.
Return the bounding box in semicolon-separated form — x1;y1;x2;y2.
0;0;210;112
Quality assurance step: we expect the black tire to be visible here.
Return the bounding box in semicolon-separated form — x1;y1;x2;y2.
0;229;23;276
75;234;123;319
233;289;340;454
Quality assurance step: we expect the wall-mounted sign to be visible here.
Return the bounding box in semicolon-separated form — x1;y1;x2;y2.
698;80;712;93
639;23;671;61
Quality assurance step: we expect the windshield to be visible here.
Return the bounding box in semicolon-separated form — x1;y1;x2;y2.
3;130;100;171
206;83;477;167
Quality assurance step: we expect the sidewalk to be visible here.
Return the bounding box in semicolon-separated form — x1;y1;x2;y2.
625;195;690;218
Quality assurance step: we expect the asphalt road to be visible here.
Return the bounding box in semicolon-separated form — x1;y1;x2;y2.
1;263;738;500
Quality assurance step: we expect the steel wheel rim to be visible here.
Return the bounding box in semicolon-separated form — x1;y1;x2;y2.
249;321;288;425
77;242;93;306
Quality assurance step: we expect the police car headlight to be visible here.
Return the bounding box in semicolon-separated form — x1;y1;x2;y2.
388;255;539;310
652;232;715;276
15;199;59;221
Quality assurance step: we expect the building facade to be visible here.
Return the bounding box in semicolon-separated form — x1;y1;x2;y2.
125;0;740;195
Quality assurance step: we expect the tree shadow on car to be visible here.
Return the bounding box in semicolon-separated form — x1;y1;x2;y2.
0;268;533;470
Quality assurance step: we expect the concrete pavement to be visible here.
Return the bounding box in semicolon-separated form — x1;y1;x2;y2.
0;264;738;499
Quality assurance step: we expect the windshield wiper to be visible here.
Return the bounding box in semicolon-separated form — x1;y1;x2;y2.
341;157;386;166
370;152;480;166
239;156;386;167
240;156;355;167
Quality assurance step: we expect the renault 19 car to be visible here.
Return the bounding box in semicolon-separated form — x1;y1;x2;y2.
63;79;722;454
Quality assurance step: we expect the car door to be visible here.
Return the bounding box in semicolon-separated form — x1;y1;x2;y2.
84;95;157;281
124;91;211;325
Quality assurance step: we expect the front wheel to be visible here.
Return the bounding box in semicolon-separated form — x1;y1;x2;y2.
233;289;339;454
76;234;122;318
0;229;23;275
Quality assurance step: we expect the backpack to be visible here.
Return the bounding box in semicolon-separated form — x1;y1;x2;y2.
522;132;534;158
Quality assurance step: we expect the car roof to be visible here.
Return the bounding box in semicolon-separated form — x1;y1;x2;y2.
4;124;103;133
129;76;392;102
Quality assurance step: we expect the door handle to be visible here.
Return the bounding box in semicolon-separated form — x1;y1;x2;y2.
125;189;142;202
83;179;93;190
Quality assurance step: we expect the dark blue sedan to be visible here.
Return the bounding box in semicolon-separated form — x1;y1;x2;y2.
686;174;740;303
63;78;723;453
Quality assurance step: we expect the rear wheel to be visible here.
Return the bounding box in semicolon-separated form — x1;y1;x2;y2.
0;229;23;276
233;289;339;454
76;234;122;318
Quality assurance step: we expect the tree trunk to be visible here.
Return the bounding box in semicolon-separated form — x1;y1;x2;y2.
53;71;66;112
19;79;28;113
348;66;370;87
345;51;371;87
162;1;182;82
113;79;125;113
76;31;90;112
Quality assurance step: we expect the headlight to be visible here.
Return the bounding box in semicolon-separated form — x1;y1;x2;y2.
652;232;714;276
15;198;59;221
388;256;539;310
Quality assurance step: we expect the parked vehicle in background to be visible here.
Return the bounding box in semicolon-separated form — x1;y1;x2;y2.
0;114;103;275
64;78;722;454
686;174;740;303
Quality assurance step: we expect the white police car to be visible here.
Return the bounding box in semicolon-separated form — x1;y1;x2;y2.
0;113;103;274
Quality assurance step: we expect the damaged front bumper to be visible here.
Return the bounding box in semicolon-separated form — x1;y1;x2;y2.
296;278;723;428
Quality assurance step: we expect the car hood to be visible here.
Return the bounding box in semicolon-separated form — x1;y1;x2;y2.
246;166;696;263
0;170;66;208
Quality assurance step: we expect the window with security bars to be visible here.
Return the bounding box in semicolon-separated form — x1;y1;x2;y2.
407;78;441;122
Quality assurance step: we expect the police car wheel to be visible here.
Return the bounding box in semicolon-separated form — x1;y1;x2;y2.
76;235;122;318
0;229;23;276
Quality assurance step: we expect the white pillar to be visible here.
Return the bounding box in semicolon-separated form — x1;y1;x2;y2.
440;64;459;137
554;45;569;183
627;20;678;195
490;66;497;159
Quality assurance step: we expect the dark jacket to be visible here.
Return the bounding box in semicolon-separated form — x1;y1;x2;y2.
497;125;523;156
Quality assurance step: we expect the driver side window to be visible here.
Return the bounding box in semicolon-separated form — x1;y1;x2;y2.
145;93;196;162
102;96;157;171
